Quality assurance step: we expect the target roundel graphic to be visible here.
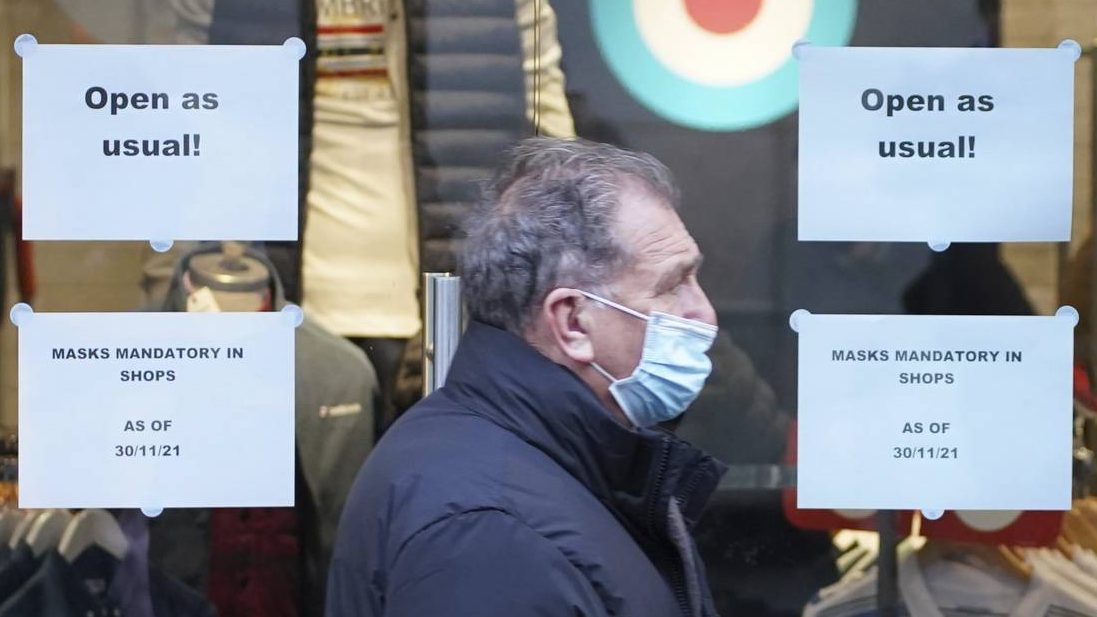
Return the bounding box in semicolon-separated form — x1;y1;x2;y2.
591;0;858;131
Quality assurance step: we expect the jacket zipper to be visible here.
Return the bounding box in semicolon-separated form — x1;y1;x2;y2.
668;556;691;617
677;467;704;521
646;439;672;534
648;439;693;617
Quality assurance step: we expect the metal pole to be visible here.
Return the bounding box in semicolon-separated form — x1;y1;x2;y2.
422;273;462;396
876;510;899;617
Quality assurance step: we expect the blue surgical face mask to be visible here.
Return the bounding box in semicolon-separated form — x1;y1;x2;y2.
579;290;718;428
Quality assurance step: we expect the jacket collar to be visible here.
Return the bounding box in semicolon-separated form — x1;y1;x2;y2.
443;321;727;537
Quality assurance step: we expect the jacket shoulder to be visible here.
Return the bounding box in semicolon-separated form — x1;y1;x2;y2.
335;391;577;565
360;390;553;511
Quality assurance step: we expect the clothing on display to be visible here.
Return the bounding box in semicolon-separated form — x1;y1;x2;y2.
147;245;378;617
1074;547;1097;577
201;0;573;333
205;507;300;617
0;509;216;617
803;546;1097;617
0;543;37;601
315;0;387;80
132;0;576;437
303;0;420;339
802;499;1097;617
0;551;215;617
170;247;300;617
0;509;73;602
1023;548;1097;604
302;0;573;337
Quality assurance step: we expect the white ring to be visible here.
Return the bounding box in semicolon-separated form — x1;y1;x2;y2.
635;0;814;87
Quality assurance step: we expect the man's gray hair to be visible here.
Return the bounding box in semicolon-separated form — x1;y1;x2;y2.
460;137;679;335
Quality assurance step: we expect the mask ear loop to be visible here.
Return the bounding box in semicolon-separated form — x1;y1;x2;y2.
590;361;618;384
577;290;649;321
576;290;644;383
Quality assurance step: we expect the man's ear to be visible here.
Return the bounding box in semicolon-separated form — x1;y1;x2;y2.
541;288;595;363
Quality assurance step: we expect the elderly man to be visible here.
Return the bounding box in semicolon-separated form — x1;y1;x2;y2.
326;138;727;616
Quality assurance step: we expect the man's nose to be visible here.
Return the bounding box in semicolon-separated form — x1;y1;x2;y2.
682;281;718;327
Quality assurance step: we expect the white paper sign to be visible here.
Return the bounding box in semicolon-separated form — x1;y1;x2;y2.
17;311;295;508
798;45;1075;243
794;312;1074;511
18;37;302;241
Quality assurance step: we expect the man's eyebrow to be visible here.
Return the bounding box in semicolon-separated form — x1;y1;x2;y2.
656;253;704;291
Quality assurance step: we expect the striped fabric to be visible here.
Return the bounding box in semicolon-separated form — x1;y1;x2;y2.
316;0;388;79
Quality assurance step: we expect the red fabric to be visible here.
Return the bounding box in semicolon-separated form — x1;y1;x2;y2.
1075;362;1097;413
207;508;300;617
316;24;383;35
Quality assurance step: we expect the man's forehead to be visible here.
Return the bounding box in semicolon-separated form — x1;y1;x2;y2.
616;196;696;255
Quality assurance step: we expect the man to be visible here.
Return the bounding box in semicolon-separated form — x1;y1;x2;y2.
327;138;727;616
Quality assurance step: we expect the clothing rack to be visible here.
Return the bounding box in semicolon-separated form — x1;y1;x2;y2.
876;511;900;617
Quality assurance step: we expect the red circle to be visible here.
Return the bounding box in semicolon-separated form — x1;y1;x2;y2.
683;0;764;35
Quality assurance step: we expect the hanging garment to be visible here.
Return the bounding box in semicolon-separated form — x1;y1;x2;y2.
205;0;568;314
803;549;1097;617
1073;547;1097;577
149;246;378;617
1022;549;1097;605
206;507;299;617
0;543;40;601
0;549;215;617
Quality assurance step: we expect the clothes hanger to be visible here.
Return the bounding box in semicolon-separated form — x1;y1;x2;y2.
996;545;1033;579
0;507;22;546
1057;535;1077;560
7;510;39;549
1063;510;1097;552
57;509;128;563
26;509;73;558
1077;499;1097;534
918;540;1031;580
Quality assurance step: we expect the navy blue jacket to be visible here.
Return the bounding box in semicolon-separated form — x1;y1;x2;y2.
327;322;727;616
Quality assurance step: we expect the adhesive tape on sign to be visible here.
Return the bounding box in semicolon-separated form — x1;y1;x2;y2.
954;510;1022;532
591;0;858;131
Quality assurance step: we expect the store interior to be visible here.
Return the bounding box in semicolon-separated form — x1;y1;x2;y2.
2;0;1097;616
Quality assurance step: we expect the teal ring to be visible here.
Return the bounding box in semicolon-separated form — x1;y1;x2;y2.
590;1;859;131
